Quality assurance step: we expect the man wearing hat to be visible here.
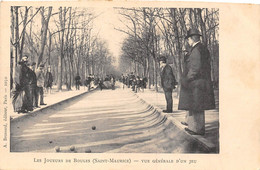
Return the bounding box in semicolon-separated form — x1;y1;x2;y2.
36;64;47;106
159;55;177;113
178;28;215;135
28;62;39;109
45;66;53;94
12;55;31;113
75;73;81;90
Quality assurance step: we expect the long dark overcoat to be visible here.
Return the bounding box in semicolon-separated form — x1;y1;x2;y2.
161;64;176;91
178;42;215;111
12;62;31;112
45;72;53;87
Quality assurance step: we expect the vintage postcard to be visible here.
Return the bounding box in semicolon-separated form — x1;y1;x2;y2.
0;1;259;170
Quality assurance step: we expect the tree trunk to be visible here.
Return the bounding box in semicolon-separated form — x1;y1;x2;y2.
57;7;66;91
37;7;52;67
48;30;52;66
19;7;29;60
10;7;15;89
197;8;207;45
154;58;158;92
171;8;183;96
14;7;20;62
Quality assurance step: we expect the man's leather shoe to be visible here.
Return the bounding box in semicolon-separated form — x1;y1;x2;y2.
40;103;47;105
181;121;188;126
184;127;204;135
162;110;173;113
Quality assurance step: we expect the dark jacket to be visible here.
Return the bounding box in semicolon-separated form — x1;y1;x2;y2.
14;62;30;90
45;72;53;87
28;69;37;87
75;75;81;84
160;64;176;91
178;42;215;111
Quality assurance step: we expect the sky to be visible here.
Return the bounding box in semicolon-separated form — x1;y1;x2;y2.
92;8;127;67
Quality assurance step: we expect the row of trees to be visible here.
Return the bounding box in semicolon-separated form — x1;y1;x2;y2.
117;8;219;93
10;6;114;91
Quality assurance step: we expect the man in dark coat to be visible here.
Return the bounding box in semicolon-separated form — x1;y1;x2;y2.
98;78;103;91
12;55;31;113
142;76;147;89
28;62;38;109
75;74;81;90
178;28;215;135
87;74;92;91
44;66;53;94
159;56;177;113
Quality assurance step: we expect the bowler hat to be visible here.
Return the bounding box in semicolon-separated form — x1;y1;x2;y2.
185;28;202;39
158;56;167;63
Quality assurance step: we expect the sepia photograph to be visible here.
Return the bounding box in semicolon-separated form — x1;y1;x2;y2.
9;6;219;153
0;1;260;170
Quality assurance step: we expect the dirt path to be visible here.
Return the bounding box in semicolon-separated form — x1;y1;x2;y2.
11;87;208;153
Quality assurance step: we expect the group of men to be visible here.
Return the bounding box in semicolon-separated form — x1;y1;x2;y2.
159;28;215;135
12;55;53;114
75;74;114;91
121;73;147;93
74;74;97;91
104;74;116;90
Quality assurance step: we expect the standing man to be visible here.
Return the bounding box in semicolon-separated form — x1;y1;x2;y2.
122;75;126;89
75;74;81;90
111;74;115;90
159;55;177;113
36;64;47;106
143;76;147;89
28;62;39;109
178;28;215;135
87;74;92;91
45;66;53;94
98;78;103;91
12;55;31;113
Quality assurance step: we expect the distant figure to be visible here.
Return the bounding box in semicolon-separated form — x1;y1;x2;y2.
135;76;141;93
104;75;110;81
111;75;115;90
75;74;81;90
178;28;215;135
129;72;134;88
143;76;147;89
122;76;126;89
12;55;31;113
87;74;92;91
90;74;95;88
121;74;125;89
131;77;135;92
159;55;177;113
98;78;103;91
36;64;46;106
126;75;130;88
45;66;53;94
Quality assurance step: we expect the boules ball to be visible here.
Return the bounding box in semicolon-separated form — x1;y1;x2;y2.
92;126;96;130
70;145;75;151
55;146;60;152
